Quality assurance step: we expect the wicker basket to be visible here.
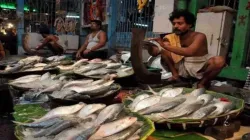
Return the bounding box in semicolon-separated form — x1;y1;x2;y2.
123;87;244;130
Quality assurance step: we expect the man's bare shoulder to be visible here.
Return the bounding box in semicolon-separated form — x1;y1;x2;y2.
193;32;207;40
99;30;107;37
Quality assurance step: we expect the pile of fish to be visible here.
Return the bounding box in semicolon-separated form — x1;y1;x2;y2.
0;55;133;78
73;59;133;78
0;55;69;74
127;87;235;123
16;102;145;140
9;72;119;103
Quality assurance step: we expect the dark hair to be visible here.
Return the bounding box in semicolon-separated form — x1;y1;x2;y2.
39;24;50;34
169;10;196;27
91;20;102;29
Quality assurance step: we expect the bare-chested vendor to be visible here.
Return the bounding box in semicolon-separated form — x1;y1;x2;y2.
147;10;225;88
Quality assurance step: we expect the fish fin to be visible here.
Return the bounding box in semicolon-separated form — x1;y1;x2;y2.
147;85;158;95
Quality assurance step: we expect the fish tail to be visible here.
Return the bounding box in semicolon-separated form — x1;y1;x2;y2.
147;85;158;95
32;92;42;100
12;121;27;125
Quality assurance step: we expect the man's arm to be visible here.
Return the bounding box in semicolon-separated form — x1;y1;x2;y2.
37;35;54;49
161;34;206;57
78;35;89;53
89;31;107;51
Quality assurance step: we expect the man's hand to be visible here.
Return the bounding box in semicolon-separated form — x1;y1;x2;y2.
83;49;91;55
35;45;42;50
148;37;165;47
76;51;82;59
148;45;160;57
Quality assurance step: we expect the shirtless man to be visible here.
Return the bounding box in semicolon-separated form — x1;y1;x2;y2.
36;24;66;55
148;10;225;88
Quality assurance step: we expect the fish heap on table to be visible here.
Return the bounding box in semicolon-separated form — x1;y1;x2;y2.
15;102;145;140
0;55;133;77
73;58;134;78
127;87;235;123
0;55;70;74
9;72;119;103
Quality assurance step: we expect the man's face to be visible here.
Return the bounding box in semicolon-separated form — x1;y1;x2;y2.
172;16;191;35
90;22;99;30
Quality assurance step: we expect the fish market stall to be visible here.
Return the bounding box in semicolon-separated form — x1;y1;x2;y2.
1;55;250;140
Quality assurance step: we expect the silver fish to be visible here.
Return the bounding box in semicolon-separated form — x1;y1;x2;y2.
128;94;150;110
64;93;90;100
127;127;142;140
45;120;76;136
23;90;49;102
158;88;173;96
190;88;206;97
147;86;180;97
197;94;214;106
209;102;234;117
33;120;65;138
20;64;35;71
95;104;123;125
106;63;122;69
89;117;137;139
72;59;89;68
145;113;166;122
44;61;61;70
73;80;114;96
100;60;113;64
101;122;143;140
77;104;106;119
84;68;116;76
40;72;51;81
161;88;183;98
62;80;94;89
51;89;76;99
52;72;74;80
74;126;99;140
34;63;47;67
13;117;63;128
10;75;41;84
54;122;95;140
18;56;44;65
167;100;204;119
187;105;217;119
133;96;161;112
0;63;24;74
138;98;186;115
46;55;67;62
74;63;107;74
33;82;63;98
34;102;85;123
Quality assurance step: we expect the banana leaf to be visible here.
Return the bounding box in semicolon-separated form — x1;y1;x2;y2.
14;104;48;140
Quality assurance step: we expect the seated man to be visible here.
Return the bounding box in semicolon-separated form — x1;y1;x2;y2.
147;10;225;88
36;25;67;55
76;20;107;60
